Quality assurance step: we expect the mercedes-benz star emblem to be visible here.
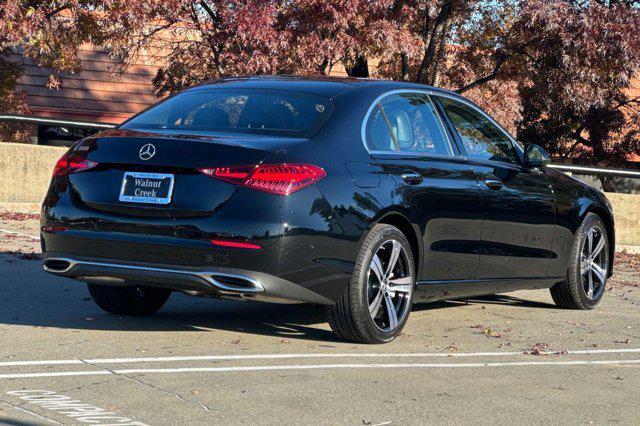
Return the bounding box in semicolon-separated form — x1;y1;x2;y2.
139;143;156;161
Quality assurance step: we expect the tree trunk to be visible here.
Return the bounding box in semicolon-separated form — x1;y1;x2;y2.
400;52;409;81
318;57;330;75
600;176;616;193
415;1;455;84
345;53;369;77
427;20;450;86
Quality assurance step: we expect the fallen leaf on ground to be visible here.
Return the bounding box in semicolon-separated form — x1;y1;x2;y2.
0;212;40;221
445;343;459;352
482;327;503;338
524;342;551;356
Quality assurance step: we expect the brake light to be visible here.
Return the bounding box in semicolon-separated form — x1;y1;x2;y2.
198;164;326;195
52;151;98;178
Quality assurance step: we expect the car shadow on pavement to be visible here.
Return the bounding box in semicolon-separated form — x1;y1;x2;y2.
0;256;555;343
412;294;556;312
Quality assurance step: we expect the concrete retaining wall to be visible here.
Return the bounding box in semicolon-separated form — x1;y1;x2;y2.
0;142;66;204
0;142;638;245
607;193;640;246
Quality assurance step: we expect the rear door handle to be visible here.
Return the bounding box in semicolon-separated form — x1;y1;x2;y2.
401;173;423;185
485;178;504;190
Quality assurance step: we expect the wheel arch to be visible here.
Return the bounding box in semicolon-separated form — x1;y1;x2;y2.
371;211;423;279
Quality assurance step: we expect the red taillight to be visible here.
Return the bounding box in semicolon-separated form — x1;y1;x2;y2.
52;151;98;178
210;239;262;250
198;164;326;195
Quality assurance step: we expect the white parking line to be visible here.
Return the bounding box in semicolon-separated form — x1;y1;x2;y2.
0;359;639;379
1;348;639;368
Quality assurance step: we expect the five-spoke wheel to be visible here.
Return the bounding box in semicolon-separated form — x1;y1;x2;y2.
327;224;415;343
580;225;608;301
551;213;610;309
367;240;413;332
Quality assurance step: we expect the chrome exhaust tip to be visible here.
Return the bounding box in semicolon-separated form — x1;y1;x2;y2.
207;273;264;293
43;258;74;273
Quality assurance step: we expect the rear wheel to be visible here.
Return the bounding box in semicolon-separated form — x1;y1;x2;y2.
87;284;171;315
550;213;610;309
327;224;415;344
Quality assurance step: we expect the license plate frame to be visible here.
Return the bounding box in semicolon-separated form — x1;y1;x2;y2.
118;172;175;205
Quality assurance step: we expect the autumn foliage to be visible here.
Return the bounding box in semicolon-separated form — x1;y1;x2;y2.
1;0;640;175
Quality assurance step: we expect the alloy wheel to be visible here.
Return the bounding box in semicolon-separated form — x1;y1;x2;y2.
580;225;608;300
367;239;414;332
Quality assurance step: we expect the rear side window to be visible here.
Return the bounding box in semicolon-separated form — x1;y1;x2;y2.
121;89;334;138
438;97;518;164
365;93;451;156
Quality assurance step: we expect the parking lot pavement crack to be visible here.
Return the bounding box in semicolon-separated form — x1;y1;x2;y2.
79;359;216;413
0;399;63;424
57;379;116;395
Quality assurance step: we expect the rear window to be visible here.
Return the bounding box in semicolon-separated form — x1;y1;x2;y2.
120;89;334;138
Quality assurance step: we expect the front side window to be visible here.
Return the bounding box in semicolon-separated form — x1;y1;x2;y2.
121;89;334;138
365;93;452;156
438;97;518;164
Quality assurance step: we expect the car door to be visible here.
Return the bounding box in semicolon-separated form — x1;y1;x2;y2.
363;91;482;281
435;95;556;280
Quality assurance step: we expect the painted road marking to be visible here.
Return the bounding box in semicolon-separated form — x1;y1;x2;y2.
0;359;639;379
1;347;639;368
6;390;148;425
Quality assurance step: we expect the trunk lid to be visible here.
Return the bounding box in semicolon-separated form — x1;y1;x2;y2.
68;129;306;217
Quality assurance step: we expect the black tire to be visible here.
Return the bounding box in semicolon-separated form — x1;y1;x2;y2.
87;284;171;316
550;213;610;310
326;224;416;344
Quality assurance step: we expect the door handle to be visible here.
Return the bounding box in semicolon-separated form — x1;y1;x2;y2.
484;178;504;190
401;173;424;185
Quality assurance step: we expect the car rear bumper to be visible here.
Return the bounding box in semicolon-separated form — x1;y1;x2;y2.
43;255;334;305
40;180;361;305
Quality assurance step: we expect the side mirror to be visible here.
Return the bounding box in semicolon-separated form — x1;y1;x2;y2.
524;144;551;168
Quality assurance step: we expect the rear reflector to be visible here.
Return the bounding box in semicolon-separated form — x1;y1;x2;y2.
52;151;98;178
198;164;326;195
210;239;262;250
42;226;68;233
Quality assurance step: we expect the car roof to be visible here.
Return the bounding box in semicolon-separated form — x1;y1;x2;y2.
186;75;460;99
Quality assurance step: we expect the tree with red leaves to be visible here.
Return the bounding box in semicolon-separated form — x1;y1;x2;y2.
1;1;639;187
0;0;106;141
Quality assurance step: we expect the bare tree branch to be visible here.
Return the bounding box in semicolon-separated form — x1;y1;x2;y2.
456;54;506;93
46;5;71;19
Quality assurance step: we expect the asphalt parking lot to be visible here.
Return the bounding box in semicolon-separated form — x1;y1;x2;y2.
0;212;639;425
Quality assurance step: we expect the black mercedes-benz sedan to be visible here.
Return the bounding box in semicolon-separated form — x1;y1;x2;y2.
41;76;615;344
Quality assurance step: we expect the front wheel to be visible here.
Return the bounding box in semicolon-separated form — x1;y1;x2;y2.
327;224;416;344
550;213;610;309
87;284;171;316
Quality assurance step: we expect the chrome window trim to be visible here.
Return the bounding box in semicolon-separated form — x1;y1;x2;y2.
361;89;455;157
368;150;461;161
360;88;524;159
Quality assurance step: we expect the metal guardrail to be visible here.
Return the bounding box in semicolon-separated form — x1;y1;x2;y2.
0;114;117;130
1;114;639;178
548;164;640;179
